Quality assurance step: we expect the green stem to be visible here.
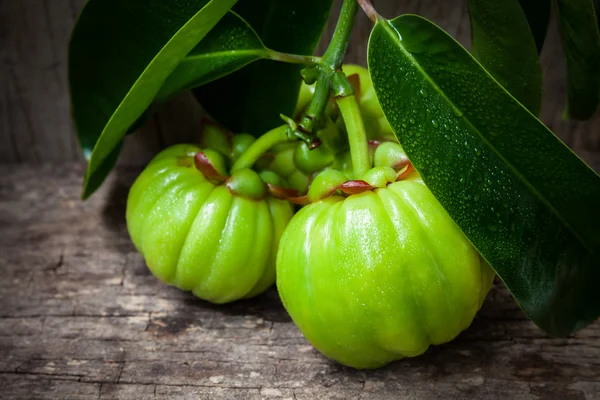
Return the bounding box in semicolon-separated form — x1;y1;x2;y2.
267;50;321;66
322;0;359;69
297;0;359;136
231;125;291;172
298;72;330;135
337;95;370;179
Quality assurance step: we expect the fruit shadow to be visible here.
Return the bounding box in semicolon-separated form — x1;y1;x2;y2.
181;288;292;323
100;166;141;248
325;280;533;383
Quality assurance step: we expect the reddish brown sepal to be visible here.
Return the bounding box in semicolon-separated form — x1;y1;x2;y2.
266;184;309;205
339;180;375;195
392;158;410;171
194;152;227;183
396;162;415;181
368;139;381;149
309;137;323;150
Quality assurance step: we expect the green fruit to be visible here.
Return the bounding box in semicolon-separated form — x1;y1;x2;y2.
276;171;494;369
293;142;336;175
263;143;311;193
127;144;294;303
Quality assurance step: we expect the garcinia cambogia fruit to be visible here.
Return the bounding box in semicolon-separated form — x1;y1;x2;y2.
276;142;495;369
126;143;294;304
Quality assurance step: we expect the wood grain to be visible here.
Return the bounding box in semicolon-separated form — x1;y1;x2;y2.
0;0;599;169
1;163;599;399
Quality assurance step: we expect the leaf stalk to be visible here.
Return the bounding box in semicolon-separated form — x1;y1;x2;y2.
231;125;293;172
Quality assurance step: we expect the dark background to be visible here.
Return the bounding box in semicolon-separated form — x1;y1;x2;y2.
1;0;599;170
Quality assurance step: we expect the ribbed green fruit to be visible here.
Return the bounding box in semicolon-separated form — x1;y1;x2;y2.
276;172;494;368
127;144;294;303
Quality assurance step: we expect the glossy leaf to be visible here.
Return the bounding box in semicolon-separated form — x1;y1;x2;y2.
69;0;237;199
554;0;600;120
156;11;267;103
517;0;551;53
368;14;600;336
193;0;333;135
467;0;543;115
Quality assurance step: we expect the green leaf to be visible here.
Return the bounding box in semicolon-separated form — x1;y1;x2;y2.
156;11;268;103
467;0;543;115
83;144;122;200
368;14;600;336
554;0;600;120
69;0;237;199
517;0;552;53
193;0;333;135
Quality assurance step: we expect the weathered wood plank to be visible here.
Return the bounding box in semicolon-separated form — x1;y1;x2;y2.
1;0;599;169
1;163;599;399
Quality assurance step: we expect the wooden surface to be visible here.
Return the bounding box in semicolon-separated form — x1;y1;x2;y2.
1;164;600;399
0;0;599;168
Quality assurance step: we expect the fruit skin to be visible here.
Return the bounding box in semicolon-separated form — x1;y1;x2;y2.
276;174;495;369
127;144;294;304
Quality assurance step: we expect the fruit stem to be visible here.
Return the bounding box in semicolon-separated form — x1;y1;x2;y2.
322;0;359;69
337;95;370;179
296;0;358;137
231;125;292;172
267;50;321;66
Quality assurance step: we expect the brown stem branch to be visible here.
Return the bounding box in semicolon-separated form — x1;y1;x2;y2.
357;0;379;24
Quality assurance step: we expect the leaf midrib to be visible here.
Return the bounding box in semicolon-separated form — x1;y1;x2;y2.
378;17;592;254
183;48;268;62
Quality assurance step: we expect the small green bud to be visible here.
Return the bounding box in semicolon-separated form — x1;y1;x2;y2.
294;142;335;175
232;134;256;161
362;166;397;188
227;168;266;200
374;142;408;170
201;124;231;158
259;169;284;187
307;169;349;203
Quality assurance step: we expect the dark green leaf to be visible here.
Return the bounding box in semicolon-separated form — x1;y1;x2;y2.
193;0;333;135
554;0;600;120
69;0;237;199
156;11;268;103
368;15;600;336
82;144;122;200
467;0;543;115
517;0;551;53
